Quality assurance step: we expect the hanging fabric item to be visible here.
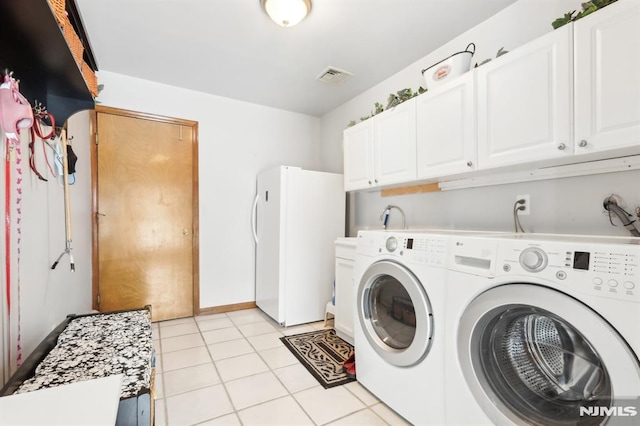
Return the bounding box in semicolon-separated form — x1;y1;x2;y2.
32;102;55;140
66;138;77;185
0;72;33;140
28;102;56;182
3;139;12;370
13;140;23;368
3;136;11;350
29;128;47;182
0;71;32;370
51;136;77;186
53;139;64;182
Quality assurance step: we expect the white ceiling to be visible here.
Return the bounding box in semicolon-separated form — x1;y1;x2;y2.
76;0;517;117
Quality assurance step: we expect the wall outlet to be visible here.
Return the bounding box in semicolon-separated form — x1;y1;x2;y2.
516;194;530;215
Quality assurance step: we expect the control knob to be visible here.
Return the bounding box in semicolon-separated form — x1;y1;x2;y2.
519;247;548;272
386;237;398;252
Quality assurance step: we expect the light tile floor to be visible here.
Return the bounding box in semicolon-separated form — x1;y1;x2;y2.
152;308;411;426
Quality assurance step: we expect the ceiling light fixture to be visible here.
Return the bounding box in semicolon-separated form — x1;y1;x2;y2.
261;0;311;27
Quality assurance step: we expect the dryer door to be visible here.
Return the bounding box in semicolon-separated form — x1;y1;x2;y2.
458;284;640;426
357;260;434;367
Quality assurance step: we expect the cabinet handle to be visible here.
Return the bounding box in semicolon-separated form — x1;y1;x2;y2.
466;161;473;167
578;140;588;148
557;143;566;150
374;179;379;183
368;180;372;185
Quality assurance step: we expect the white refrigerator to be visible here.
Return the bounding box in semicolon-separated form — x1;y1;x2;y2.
252;166;345;326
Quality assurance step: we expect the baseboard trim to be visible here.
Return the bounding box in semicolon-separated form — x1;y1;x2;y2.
198;302;257;316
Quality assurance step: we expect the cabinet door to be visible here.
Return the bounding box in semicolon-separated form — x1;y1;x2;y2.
477;24;573;169
343;119;375;191
374;98;417;186
416;72;476;179
334;257;355;344
574;0;640;155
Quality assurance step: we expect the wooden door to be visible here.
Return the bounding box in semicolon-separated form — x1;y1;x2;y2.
93;108;199;322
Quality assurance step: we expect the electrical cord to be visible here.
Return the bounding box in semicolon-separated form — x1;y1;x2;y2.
513;199;526;233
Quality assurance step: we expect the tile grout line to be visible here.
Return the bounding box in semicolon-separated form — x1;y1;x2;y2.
196;313;244;424
158;313;392;425
211;314;306;425
201;313;321;425
153;322;169;426
223;311;302;423
248;324;320;425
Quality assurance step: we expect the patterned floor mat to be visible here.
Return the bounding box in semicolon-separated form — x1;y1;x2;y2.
280;328;355;389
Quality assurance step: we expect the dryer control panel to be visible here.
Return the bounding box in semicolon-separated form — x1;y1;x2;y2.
355;231;448;267
498;238;640;303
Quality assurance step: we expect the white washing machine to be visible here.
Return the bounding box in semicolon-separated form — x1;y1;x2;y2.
353;229;450;425
444;233;640;426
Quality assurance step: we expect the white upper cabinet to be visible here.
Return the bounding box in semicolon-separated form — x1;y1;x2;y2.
343;3;638;191
343;119;375;191
477;24;574;169
374;98;417;186
416;71;476;179
343;98;417;191
574;0;640;156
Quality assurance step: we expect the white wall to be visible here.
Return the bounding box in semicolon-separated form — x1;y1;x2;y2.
95;71;322;309
320;0;640;237
351;170;640;236
0;111;93;370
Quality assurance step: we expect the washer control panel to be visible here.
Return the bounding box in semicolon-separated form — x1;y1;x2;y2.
499;239;640;303
405;236;447;267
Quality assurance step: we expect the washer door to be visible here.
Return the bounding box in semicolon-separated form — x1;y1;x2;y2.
357;260;434;367
458;284;640;426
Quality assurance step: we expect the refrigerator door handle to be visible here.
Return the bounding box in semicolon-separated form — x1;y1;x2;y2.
251;193;259;244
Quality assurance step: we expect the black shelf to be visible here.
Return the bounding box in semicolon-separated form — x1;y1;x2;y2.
0;0;97;126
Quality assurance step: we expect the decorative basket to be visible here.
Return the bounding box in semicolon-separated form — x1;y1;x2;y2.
81;62;99;98
61;17;84;66
421;43;476;90
48;0;66;24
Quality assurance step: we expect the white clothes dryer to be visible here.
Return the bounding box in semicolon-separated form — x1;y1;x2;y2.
354;230;450;425
444;233;640;426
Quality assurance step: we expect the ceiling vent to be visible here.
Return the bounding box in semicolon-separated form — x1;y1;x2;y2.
316;66;354;85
